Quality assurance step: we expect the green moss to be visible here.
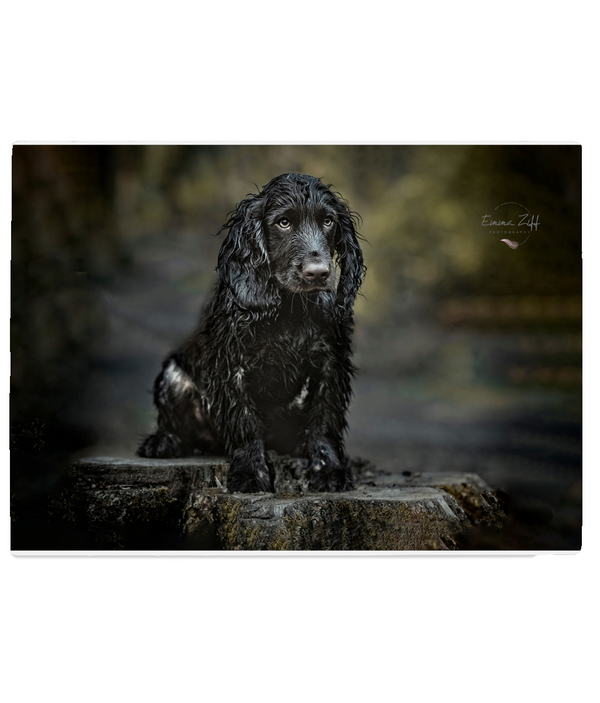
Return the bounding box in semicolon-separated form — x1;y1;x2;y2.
215;495;463;551
86;487;177;525
214;498;243;549
439;484;504;528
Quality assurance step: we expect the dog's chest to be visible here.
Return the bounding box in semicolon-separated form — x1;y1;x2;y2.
245;316;331;401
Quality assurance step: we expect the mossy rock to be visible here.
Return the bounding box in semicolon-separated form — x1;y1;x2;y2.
183;486;471;550
49;455;504;550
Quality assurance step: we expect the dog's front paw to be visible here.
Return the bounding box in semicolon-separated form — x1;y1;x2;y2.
306;443;355;492
226;443;273;493
137;431;186;458
306;463;355;492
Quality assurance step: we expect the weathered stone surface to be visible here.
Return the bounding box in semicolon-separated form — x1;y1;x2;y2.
366;472;505;529
184;486;470;550
72;455;228;490
52;456;227;549
53;454;504;550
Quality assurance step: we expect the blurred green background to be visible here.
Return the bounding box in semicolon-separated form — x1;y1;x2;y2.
11;144;581;549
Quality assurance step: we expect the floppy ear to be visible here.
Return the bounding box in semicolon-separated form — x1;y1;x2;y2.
217;194;280;317
334;202;365;320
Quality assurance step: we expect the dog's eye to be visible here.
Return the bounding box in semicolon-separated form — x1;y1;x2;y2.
278;218;291;228
323;217;333;227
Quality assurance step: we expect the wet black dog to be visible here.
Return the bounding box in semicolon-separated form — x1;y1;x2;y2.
138;173;365;493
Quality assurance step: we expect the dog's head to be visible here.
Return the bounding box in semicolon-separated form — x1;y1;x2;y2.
217;173;365;320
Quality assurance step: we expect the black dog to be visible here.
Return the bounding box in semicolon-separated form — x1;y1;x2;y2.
138;173;365;493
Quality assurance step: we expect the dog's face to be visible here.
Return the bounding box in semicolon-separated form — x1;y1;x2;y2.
262;182;339;295
217;173;364;319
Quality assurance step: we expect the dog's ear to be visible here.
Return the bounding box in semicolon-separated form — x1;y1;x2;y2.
334;201;365;320
217;194;280;317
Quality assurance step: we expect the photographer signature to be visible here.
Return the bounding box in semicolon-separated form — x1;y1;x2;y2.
481;213;540;231
481;202;540;249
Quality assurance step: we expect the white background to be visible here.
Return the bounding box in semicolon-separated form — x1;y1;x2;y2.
2;2;597;701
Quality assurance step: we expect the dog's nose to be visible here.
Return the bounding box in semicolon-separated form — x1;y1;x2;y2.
303;261;330;284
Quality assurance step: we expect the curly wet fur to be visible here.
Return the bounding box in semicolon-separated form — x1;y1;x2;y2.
138;173;365;493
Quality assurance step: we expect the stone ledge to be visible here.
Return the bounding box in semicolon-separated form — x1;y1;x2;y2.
70;455;228;489
52;455;504;550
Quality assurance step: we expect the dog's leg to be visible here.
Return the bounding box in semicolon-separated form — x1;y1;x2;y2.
226;438;272;493
222;405;272;493
305;439;355;492
138;358;217;458
303;354;356;493
212;368;273;493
